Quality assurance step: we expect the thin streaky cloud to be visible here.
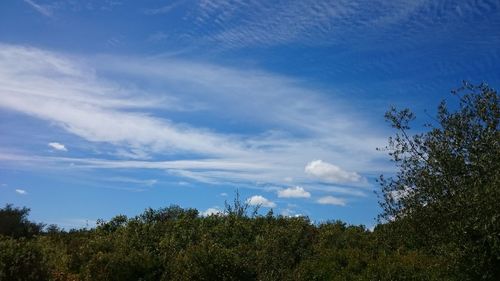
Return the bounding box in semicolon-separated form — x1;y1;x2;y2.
0;43;389;159
191;0;430;48
153;0;500;56
0;152;372;197
0;43;393;204
104;177;158;186
143;2;182;15
317;196;346;206
23;0;53;17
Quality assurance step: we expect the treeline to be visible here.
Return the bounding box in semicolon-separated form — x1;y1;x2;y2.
1;82;498;280
0;203;446;281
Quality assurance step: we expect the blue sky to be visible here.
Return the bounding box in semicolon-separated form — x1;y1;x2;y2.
1;0;499;229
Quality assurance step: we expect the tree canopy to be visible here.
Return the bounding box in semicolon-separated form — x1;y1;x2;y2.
379;82;500;280
0;204;44;238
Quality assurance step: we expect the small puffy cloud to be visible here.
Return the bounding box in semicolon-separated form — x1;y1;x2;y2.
277;186;311;198
220;192;228;197
15;189;27;195
246;195;276;208
317;196;346;206
201;207;222;216
305;160;360;183
48;142;67;151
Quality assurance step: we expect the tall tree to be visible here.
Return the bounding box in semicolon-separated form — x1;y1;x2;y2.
0;204;44;238
379;82;500;280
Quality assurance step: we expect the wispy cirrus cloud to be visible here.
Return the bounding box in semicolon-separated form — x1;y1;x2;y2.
145;0;500;60
185;0;450;48
0;44;245;158
143;1;182;15
317;196;346;206
23;0;53;17
0;43;391;202
104;177;157;186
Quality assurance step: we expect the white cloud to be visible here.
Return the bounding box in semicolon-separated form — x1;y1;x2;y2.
114;148;151;160
0;43;391;197
277;186;311;198
0;44;386;158
305;160;361;183
105;177;157;186
15;189;27;195
201;207;222;216
246;195;276;208
48;142;67;151
220;192;228;197
143;2;181;15
317;196;346;206
66;158;271;171
189;0;433;48
0;44;249;158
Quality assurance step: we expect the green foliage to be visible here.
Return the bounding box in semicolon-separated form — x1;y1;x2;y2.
0;204;44;238
379;82;500;280
0;236;50;281
0;203;452;281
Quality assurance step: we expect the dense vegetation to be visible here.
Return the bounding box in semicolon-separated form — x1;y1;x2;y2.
1;83;498;281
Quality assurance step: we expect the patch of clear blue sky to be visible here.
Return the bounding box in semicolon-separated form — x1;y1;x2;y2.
0;0;499;228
